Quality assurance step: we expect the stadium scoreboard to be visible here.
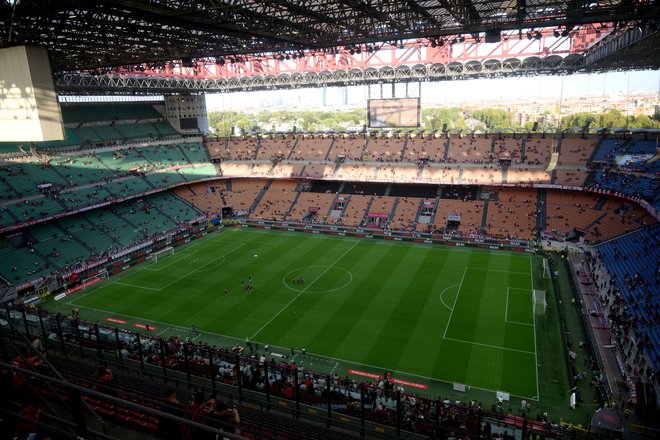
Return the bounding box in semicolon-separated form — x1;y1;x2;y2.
367;98;420;128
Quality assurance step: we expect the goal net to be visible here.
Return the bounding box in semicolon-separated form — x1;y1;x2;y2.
150;246;174;263
533;290;547;315
82;270;108;291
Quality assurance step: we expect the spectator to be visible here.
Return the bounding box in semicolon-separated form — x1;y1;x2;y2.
182;391;207;440
159;389;183;440
206;400;241;439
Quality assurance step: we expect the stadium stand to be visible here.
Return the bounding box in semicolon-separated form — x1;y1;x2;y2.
286;191;337;223
419;165;459;183
523;136;554;165
364;136;405;162
290;136;333;161
405;134;445;162
446;135;492;163
554;168;590;186
301;162;336;179
220;179;268;213
375;164;418;182
505;168;552;184
327;136;366;161
364;195;396;227
252;179;300;220
593;225;660;372
483;188;537;240
335;164;378;180
270;161;306;178
250;162;274;177
558;137;599;166
589;170;659;208
460;166;503;184
592;138;628;163
225;138;258;160
256;135;295;160
390;196;426;230
493;135;523;162
0;189;203;284
340;194;371;226
173;183;223;217
219;162;255;177
435;199;485;235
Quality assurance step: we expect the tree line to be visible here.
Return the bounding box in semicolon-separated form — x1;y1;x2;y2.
208;108;659;137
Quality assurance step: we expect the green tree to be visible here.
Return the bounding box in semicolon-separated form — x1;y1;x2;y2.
471;108;511;129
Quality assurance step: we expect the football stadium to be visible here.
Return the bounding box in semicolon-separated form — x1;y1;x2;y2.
0;1;658;439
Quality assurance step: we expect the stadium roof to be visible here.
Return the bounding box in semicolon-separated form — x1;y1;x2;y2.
1;0;659;93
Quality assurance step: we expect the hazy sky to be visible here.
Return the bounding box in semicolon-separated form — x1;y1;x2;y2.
206;70;660;110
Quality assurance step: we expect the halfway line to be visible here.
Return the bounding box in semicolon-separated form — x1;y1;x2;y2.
249;240;359;340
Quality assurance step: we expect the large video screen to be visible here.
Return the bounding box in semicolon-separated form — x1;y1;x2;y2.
179;117;199;130
368;98;420;128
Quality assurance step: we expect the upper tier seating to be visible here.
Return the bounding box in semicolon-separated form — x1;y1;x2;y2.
364;137;405;162
558;137;599;166
328;137;366;161
493;136;522;162
291;137;333;161
447;136;492;163
592;138;628;162
523;137;554;165
405;136;445;162
257;136;295;159
224;138;258;160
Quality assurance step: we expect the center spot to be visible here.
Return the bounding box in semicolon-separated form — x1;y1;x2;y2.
283;266;353;293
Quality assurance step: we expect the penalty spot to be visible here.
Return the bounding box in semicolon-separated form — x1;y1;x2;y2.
254;254;258;257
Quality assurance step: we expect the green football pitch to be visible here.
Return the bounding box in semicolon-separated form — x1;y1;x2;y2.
48;228;581;416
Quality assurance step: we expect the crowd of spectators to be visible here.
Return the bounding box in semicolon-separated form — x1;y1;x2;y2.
586;226;659;379
5;305;567;439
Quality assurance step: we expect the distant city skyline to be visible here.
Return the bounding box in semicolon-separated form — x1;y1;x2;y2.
206;70;660;111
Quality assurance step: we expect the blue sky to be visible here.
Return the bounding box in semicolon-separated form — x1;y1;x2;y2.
206;70;660;110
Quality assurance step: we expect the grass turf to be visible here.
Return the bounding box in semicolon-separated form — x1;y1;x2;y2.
44;228;592;423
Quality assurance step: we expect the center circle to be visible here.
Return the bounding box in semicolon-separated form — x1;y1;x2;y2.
283;266;353;293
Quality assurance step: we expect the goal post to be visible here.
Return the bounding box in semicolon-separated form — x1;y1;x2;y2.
533;290;547;315
542;258;551;279
150;246;174;263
